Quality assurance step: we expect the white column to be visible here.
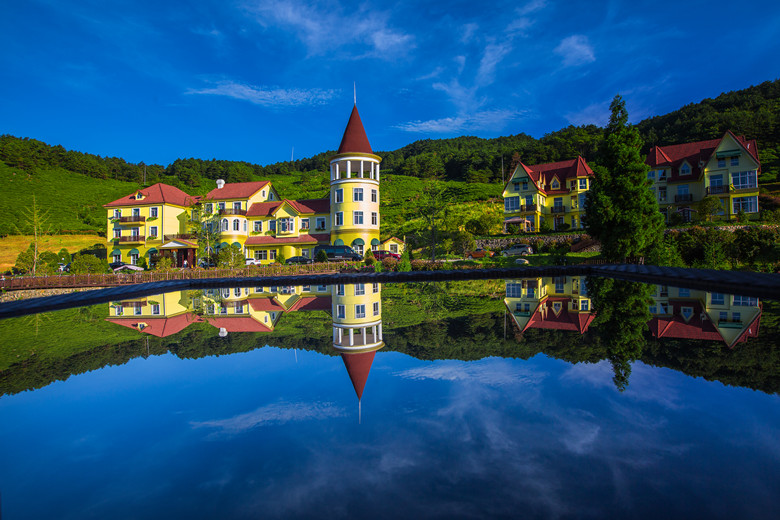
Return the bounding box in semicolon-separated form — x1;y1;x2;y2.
349;328;354;346
339;327;343;343
346;160;352;179
333;327;338;343
372;324;377;342
378;323;383;341
376;165;380;182
362;327;367;344
360;160;364;178
335;163;340;180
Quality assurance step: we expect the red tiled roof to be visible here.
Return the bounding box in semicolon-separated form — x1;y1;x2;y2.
246;198;330;217
247;201;283;217
646;131;760;182
337;105;373;154
248;298;287;312
286;296;332;312
105;313;203;337
206;181;270;200
104;183;196;208
341;351;376;400
206;316;271;332
511;298;595;334
506;156;593;195
244;233;329;246
290;198;330;214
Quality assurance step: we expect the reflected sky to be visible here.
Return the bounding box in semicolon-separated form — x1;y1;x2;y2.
1;279;779;519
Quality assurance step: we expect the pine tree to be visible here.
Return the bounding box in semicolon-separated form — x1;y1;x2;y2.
584;95;664;261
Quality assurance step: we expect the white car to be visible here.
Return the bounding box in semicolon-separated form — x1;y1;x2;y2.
245;258;263;266
501;244;534;256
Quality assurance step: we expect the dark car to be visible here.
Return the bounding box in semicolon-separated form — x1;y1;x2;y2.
313;245;362;261
286;256;314;265
199;258;217;268
109;261;126;270
373;250;401;260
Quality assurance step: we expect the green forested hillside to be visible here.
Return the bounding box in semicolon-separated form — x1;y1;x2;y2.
2;78;779;236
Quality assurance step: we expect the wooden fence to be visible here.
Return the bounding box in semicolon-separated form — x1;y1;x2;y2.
0;263;361;292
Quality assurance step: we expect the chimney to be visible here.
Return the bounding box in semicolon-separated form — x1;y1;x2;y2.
216;179;225;189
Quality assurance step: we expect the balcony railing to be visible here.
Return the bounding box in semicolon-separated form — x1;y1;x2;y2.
164;234;197;241
550;206;566;214
118;235;144;243
674;194;693;203
219;208;247;216
519;204;537;212
706;185;729;195
115;215;145;223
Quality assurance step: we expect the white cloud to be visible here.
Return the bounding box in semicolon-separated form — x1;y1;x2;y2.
476;43;512;87
555;34;596;67
191;401;344;436
186;80;338;107
240;0;413;58
396;108;523;134
516;0;548;16
396;360;545;386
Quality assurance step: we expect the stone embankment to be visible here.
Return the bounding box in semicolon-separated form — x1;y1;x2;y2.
0;287;102;303
478;224;780;253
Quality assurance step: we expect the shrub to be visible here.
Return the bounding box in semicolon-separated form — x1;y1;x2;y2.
397;249;412;272
539;220;553;234
364;248;376;266
737;209;749;224
137;256;148;270
276;252;286;265
381;257;398;271
315;249;329;263
154;256;173;271
70;254;109;274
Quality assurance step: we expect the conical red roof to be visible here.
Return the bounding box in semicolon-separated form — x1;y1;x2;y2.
340;350;376;400
337;105;373;154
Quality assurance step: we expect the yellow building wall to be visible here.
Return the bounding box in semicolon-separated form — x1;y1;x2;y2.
107;203;188;263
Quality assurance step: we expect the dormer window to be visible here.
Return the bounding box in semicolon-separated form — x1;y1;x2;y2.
579;178;587;190
680;163;691;176
551;179;559;190
522;179;528;190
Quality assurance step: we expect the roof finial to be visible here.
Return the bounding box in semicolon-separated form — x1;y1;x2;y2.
353;82;357;105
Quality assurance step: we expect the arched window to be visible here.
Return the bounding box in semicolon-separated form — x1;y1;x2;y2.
233;219;240;231
221;219;228;232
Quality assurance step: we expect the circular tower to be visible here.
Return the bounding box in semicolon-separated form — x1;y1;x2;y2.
329;104;381;256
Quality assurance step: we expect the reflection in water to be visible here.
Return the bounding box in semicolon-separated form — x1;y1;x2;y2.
504;276;763;390
1;279;779;518
106;282;384;407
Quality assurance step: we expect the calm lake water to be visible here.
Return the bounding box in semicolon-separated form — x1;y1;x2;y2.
1;277;778;519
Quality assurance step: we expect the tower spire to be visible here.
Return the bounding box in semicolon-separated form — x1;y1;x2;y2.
353;82;357;105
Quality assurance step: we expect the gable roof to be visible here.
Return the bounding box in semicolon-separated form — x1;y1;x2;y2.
337;105;373;154
206;316;271;333
206;181;270;201
104;183;196;208
506;156;593;195
246;198;330;218
105;313;203;337
646;131;760;181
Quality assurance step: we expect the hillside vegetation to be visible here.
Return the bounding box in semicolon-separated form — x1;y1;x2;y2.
2;78;779;238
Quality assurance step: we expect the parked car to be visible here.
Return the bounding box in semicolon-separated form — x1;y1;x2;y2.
465;248;494;259
286;256;314;265
109;261;126;270
245;258;263;267
199;258;217;268
58;263;70;273
373;250;401;260
501;244;534;256
312;245;362;261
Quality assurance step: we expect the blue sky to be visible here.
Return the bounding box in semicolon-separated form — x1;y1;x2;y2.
2;0;779;167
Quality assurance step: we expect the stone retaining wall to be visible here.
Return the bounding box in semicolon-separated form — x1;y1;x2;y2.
0;287;102;303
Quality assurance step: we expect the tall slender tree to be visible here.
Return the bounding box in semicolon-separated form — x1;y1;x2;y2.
584;95;664;261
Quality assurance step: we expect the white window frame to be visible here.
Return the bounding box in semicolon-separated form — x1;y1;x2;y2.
353;188;364;202
337;305;346;319
254;221;263;232
335;212;343;226
354;211;363;225
149;226;158;238
335;189;343;204
371;189;377;202
355;304;366;319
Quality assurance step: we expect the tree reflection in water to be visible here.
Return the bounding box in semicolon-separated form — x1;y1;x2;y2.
586;277;654;391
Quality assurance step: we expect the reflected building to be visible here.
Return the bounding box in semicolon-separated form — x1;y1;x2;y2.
649;285;761;348
332;282;384;406
106;282;384;403
504;276;594;334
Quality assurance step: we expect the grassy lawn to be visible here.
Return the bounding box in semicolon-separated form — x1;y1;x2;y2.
0;163;139;236
0;234;104;272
